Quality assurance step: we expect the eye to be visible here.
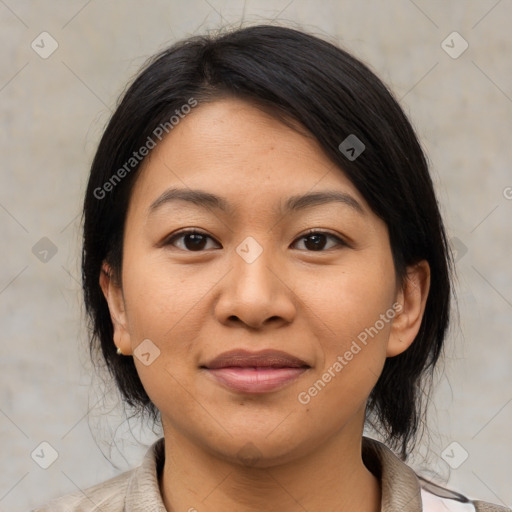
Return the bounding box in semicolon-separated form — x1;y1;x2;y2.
291;230;346;251
164;229;220;251
164;228;347;252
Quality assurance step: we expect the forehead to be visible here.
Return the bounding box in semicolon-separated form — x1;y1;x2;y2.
128;98;368;217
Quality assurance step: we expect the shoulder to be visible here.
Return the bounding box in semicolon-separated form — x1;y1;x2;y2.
420;476;511;512
30;468;134;512
472;502;512;512
362;436;510;512
31;438;166;512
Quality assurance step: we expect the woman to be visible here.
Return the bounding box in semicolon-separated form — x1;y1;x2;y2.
34;24;510;512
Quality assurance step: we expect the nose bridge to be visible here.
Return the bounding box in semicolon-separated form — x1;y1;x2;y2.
214;234;296;328
233;234;278;301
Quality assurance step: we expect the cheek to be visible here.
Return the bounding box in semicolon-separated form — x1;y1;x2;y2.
122;247;218;340
293;273;394;434
301;258;396;343
122;260;211;427
120;252;224;400
297;257;396;393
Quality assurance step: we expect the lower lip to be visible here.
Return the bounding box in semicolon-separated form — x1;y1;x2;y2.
204;367;308;393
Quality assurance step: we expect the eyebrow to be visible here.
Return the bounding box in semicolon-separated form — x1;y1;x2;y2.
148;187;365;217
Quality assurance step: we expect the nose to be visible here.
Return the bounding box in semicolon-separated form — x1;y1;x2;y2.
213;240;297;330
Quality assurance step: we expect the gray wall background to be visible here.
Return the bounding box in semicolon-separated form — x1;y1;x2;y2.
1;1;511;510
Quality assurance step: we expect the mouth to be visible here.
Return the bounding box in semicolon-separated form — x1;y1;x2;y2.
200;349;311;394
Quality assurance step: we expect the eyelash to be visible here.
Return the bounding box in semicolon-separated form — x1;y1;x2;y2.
164;228;348;252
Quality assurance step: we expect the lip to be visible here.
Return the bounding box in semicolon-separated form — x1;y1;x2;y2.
201;349;310;394
202;349;309;369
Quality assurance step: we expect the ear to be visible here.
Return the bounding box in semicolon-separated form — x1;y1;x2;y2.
386;260;430;357
99;262;133;356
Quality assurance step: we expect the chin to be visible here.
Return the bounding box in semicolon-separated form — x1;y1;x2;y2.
203;430;310;469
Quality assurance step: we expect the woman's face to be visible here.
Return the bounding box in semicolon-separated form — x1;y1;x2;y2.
102;98;427;466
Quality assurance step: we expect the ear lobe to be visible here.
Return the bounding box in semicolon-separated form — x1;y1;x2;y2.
99;262;133;356
386;260;431;357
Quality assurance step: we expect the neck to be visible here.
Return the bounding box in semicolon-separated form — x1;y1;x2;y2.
159;421;381;512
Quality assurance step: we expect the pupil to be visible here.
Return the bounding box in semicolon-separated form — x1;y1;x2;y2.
306;234;325;251
186;233;206;250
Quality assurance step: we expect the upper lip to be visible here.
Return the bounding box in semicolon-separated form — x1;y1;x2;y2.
201;349;310;369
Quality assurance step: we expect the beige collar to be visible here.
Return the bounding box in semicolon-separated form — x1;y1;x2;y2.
123;436;424;511
362;437;423;511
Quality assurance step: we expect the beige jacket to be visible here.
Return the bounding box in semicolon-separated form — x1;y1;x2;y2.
33;437;510;512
